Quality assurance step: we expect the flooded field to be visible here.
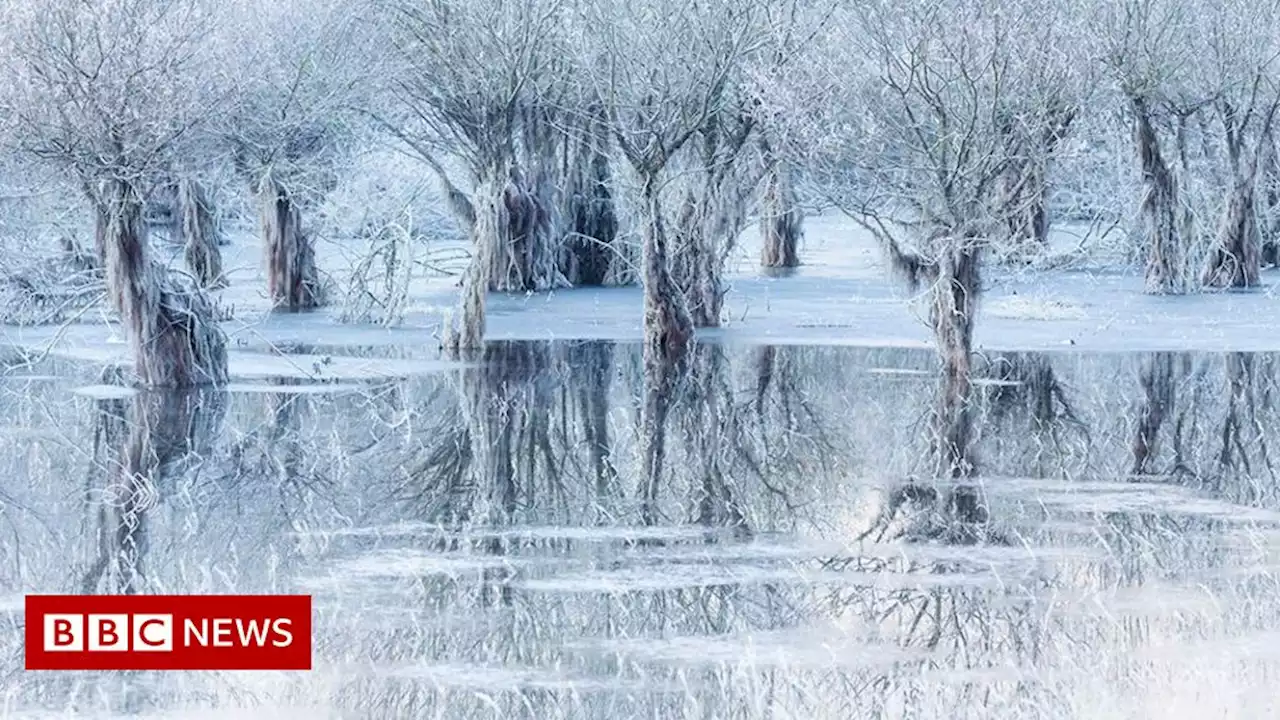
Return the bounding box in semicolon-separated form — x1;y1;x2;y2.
3;341;1280;718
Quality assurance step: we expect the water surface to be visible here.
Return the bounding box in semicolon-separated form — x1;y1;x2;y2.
2;342;1279;719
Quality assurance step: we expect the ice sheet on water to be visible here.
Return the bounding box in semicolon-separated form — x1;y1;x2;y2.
3;709;331;720
864;367;932;376
569;627;929;670
70;384;137;399
366;662;677;694
519;562;1002;594
612;536;1101;571
952;477;1280;524
1033;488;1280;523
1138;630;1280;661
325;548;528;579
224;382;368;395
970;377;1023;387
293;522;738;544
985;294;1088;321
919;666;1039;686
228;352;460;381
31;343;464;381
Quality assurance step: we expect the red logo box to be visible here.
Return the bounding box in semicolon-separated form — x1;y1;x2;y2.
25;595;311;671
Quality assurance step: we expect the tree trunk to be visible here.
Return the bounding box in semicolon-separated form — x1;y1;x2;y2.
1259;135;1280;266
930;239;981;479
1201;160;1261;288
673;165;749;328
641;177;695;363
100;181;228;387
1001;106;1073;258
486;165;560;292
563;121;621;286
759;158;802;269
442;172;505;353
671;190;726;327
1132;100;1186;294
1004;158;1050;251
179;178;227;290
639;174;693;526
260;175;322;312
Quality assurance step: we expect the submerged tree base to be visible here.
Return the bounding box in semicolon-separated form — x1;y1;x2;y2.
179;178;228;290
101;182;229;388
260;176;324;312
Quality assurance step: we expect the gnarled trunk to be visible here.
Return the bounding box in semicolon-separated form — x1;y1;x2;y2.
563;138;620;286
1259;136;1280;266
759;157;802;269
100;181;228;388
260;175;322;312
179;178;227;290
442;172;507;352
931;241;980;479
639;174;694;526
486;164;560;292
641;177;695;363
1132;100;1186;294
1201;162;1261;288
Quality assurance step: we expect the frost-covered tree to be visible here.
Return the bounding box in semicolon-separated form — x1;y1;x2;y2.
178;176;226;289
578;0;766;348
383;0;562;350
217;0;372;312
748;0;832;270
573;0;766;516
0;0;228;387
1103;0;1280;293
772;0;1078;476
382;0;632;351
1195;0;1280;288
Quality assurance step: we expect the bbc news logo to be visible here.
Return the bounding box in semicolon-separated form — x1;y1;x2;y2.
25;595;311;671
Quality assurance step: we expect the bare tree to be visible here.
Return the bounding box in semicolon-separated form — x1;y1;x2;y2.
574;0;765;510
218;0;373;312
2;0;229;386
178;177;226;289
777;0;1075;411
1104;0;1280;293
382;0;632;351
749;0;833;270
1196;0;1280;288
580;0;765;348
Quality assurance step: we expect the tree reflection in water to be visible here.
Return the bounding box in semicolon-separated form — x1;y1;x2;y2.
3;344;1280;717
